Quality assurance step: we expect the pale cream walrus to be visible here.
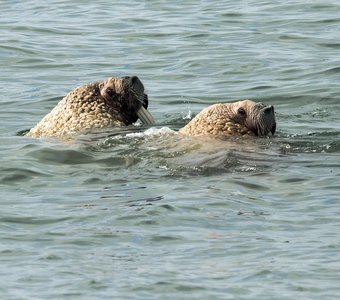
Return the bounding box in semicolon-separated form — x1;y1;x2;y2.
26;76;155;138
179;100;276;137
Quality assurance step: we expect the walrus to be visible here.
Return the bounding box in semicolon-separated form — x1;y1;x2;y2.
179;100;276;137
26;76;155;138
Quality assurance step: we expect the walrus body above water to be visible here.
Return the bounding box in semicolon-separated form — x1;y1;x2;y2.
26;76;155;138
26;76;275;140
179;100;276;138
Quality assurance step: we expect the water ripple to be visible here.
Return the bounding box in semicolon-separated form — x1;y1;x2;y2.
1;1;340;299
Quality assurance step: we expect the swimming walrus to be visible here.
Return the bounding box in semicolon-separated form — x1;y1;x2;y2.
179;100;276;137
26;76;155;138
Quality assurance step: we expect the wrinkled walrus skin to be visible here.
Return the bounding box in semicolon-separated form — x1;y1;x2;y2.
26;76;154;138
179;100;276;138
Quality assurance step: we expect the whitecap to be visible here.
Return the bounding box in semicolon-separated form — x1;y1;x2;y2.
125;127;176;138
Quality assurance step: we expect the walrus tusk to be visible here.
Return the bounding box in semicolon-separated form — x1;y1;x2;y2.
137;106;155;125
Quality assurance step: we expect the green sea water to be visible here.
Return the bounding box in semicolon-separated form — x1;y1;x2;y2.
1;1;340;299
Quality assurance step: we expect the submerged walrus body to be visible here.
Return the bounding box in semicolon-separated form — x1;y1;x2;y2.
179;100;276;138
26;76;155;138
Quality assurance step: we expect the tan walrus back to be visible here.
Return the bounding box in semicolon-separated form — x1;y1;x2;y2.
179;103;252;137
26;82;124;138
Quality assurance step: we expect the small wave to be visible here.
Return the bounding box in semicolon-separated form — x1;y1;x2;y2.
125;127;176;138
320;66;340;75
0;167;52;185
318;43;340;49
27;147;95;165
98;126;178;151
278;131;340;154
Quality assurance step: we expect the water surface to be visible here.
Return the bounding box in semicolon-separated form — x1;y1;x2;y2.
1;1;340;299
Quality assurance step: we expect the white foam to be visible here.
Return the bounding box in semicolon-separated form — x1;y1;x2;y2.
182;110;192;120
125;127;176;138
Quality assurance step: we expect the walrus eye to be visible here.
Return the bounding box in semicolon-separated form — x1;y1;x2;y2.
106;88;116;97
238;107;246;116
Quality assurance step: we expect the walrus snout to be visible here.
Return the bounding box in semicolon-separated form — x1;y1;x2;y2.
264;105;276;135
253;103;276;136
121;76;155;125
124;75;142;89
123;76;148;109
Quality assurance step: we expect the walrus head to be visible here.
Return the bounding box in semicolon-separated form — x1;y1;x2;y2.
99;76;155;125
179;99;276;138
230;100;276;136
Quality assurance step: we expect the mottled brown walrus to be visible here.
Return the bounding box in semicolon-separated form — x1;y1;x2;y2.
179;100;276;138
26;76;155;138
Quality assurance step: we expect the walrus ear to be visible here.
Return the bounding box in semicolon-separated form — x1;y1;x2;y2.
142;94;148;109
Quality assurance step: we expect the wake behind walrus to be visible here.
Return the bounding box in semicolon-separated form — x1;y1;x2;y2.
26;76;155;138
179;100;276;138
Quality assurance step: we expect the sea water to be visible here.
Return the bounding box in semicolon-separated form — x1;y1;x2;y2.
1;1;340;299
